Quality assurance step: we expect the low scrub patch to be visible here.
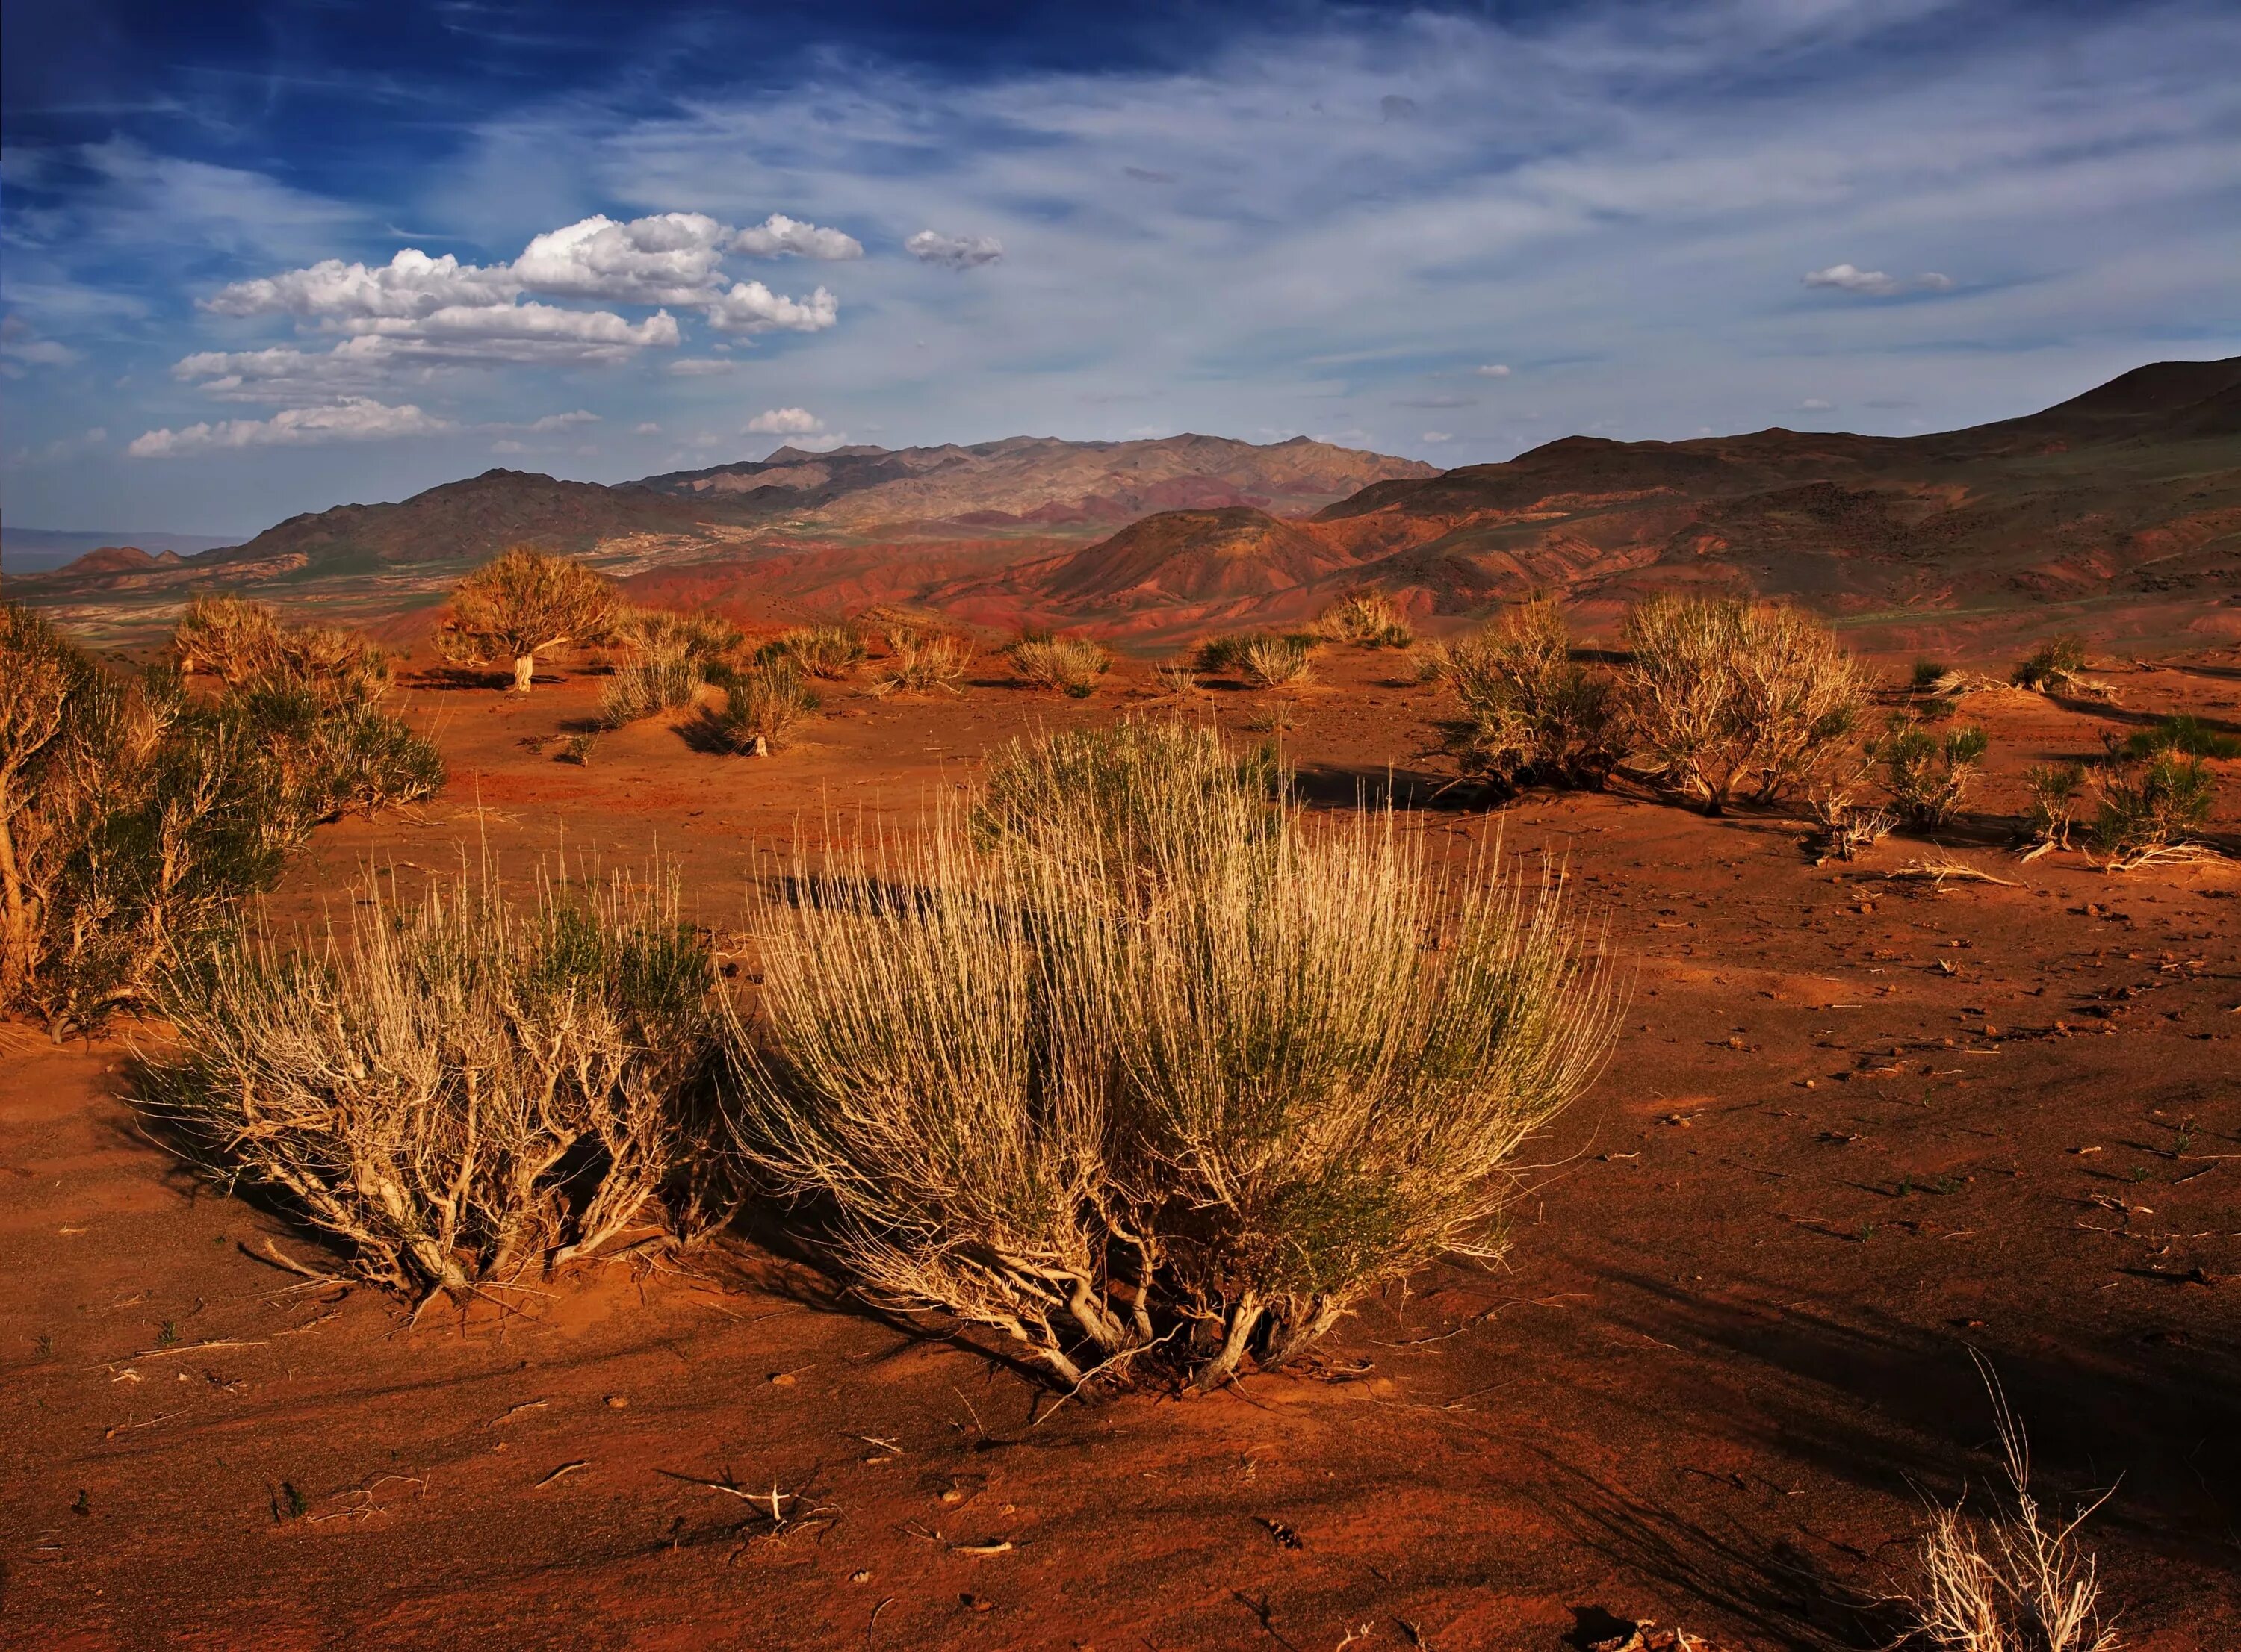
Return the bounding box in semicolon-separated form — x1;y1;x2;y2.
773;621;867;680
1619;594;1870;815
710;660;820;753
2;603;442;1037
436;547;617;694
1872;716;1990;829
727;722;1617;1389
1006;632;1111;698
1241;633;1316;689
1442;598;1620;790
1316;589;1413;649
2119;714;2240;761
2092;750;2217;868
2011;635;2090;694
140;860;725;1297
870;624;973;696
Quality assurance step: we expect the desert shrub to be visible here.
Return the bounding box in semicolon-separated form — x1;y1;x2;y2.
2091;751;2216;866
1912;660;1953;692
2118;714;2240;761
1156;663;1200;697
561;731;598;766
728;728;1617;1389
774;621;867;680
975;717;1283;880
1;605;442;1037
2022;763;2086;854
1317;589;1413;649
436;547;616;694
1871;716;1990;828
1618;594;1871;815
1904;1363;2119;1652
712;659;820;753
615;606;741;668
172;596;393;708
171;594;286;685
1242;633;1316;689
2012;635;2089;694
601;655;703;727
1410;642;1455;686
1006;632;1111;698
1192;633;1251;674
870;624;973;696
140;861;724;1297
1442;598;1620;790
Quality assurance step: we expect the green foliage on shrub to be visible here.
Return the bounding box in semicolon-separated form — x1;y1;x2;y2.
1442;598;1620;790
1;603;443;1037
1871;716;1990;828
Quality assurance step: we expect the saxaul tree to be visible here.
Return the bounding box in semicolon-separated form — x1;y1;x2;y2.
437;547;616;694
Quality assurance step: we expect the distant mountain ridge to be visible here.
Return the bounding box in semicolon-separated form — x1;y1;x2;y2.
923;357;2241;642
27;433;1435;596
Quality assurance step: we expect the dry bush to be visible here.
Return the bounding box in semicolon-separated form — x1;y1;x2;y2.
1242;633;1316;689
2090;751;2217;869
2022;763;2086;856
2011;636;2090;694
599;606;741;727
774;621;868;680
1006;632;1111;698
1442;597;1620;790
1904;1364;2121;1652
2118;715;2240;761
1872;716;1991;828
3;604;442;1037
1317;589;1413;649
173;596;393;708
728;724;1618;1389
172;595;287;685
1155;663;1200;698
1619;594;1871;815
436;547;616;693
140;860;724;1297
711;660;820;753
1194;633;1253;675
615;606;742;668
601;656;703;727
870;624;973;696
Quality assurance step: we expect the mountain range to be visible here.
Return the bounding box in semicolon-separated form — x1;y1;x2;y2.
16;358;2240;651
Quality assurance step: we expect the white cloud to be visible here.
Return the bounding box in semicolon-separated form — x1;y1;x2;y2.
906;229;1005;270
1800;397;1834;410
704;280;838;333
1803;263;1900;295
205;249;518;320
526;409;601;430
1473;363;1512;378
491;439;528;453
731;214;863;261
128;398;451;457
633;420;662;434
1803;265;1956;298
511;212;730;305
746;406;823;434
1;314;79;371
667;356;738;375
1421;431;1453;442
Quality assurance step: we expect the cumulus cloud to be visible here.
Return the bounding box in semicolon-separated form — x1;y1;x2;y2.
511;212;729;305
1474;364;1513;378
206;249;517;320
746;406;823;434
633;421;662;434
704;280;837;333
731;214;862;260
1803;265;1956;298
128;397;451;456
667;357;737;375
1800;397;1834;410
525;409;600;430
906;229;1005;270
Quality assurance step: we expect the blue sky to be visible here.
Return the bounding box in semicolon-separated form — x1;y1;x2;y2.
4;0;2237;537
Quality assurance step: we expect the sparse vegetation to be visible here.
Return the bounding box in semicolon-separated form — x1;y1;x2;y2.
869;624;973;696
1193;633;1253;674
1619;594;1871;815
140;860;723;1297
727;723;1617;1389
2118;714;2240;761
1006;632;1111;698
1317;589;1413;649
1442;597;1620;790
2022;763;2087;855
1873;716;1991;829
1912;660;1955;692
711;659;819;753
2011;635;2090;695
1241;633;1316;689
1;603;442;1038
1904;1364;2120;1652
436;547;617;694
772;621;868;680
2091;749;2216;868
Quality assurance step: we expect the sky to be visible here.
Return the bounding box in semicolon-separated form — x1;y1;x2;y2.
3;0;2238;538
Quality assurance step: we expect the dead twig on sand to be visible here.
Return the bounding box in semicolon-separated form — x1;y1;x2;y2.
1886;857;2022;888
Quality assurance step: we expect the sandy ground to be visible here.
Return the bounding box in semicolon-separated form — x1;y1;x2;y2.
4;645;2237;1651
